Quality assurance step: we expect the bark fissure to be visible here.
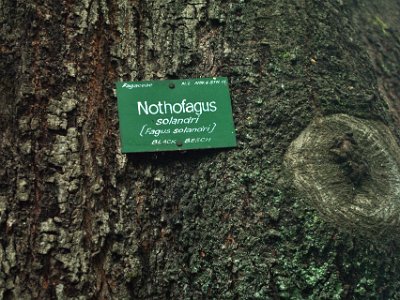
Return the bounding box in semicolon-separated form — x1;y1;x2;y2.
1;0;400;299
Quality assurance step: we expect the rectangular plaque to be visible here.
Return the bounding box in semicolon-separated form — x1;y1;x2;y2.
116;77;237;153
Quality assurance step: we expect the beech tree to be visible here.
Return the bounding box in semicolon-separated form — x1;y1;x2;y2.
1;0;400;299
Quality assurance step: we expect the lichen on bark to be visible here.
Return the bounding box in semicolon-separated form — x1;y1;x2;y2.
1;0;400;299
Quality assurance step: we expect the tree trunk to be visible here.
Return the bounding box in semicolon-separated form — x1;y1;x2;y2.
1;0;400;299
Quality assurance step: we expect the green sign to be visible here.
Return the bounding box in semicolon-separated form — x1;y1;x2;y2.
116;77;236;153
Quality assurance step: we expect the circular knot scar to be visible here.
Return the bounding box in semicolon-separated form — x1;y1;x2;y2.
285;114;400;239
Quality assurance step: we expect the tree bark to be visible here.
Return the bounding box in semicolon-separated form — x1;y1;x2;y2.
1;0;400;299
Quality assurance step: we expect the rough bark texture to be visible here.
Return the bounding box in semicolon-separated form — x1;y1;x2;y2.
1;0;400;299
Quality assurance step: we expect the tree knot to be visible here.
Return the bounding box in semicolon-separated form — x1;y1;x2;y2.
330;132;370;186
284;114;400;240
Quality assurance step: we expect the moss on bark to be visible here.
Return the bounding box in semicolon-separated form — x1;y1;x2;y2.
0;0;400;299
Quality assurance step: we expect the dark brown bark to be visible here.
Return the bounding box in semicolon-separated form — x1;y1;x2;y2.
1;0;400;299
